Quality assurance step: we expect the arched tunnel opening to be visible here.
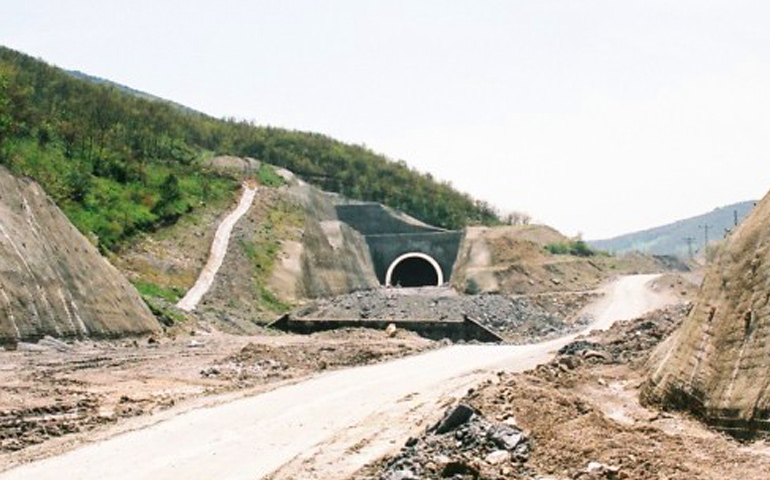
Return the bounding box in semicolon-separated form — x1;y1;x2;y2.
386;253;444;288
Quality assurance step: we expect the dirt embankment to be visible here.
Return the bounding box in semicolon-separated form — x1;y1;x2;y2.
643;188;770;440
0;166;159;346
452;225;684;296
359;303;770;480
0;328;432;469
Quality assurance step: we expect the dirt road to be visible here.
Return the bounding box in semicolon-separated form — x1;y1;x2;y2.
177;184;257;312
0;275;672;480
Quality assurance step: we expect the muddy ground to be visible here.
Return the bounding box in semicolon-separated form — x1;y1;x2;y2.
0;328;432;471
358;303;770;480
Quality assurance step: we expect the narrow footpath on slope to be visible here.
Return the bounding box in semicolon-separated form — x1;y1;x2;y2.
176;183;258;312
0;275;674;480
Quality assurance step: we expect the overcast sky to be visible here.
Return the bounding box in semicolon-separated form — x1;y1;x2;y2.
3;0;770;238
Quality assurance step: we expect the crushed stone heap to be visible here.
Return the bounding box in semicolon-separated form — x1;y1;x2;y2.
643;192;769;439
0;166;159;345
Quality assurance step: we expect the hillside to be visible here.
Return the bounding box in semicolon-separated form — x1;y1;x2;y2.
0;166;159;346
115;159;382;329
643;188;770;439
0;45;499;253
589;201;755;258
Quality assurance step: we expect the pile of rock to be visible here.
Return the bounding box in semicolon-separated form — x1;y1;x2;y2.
298;289;597;342
557;303;690;365
368;404;530;480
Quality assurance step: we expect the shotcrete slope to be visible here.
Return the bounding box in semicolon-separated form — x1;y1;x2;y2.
0;167;159;345
268;174;379;301
643;189;770;438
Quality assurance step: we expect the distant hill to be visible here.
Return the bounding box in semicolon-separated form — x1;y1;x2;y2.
589;201;757;258
65;70;202;115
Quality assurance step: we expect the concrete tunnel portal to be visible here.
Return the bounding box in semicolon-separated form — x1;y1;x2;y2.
385;252;444;287
334;203;464;288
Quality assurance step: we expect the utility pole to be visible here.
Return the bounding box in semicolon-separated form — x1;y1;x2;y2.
699;224;711;264
699;224;711;247
683;237;695;259
734;209;739;227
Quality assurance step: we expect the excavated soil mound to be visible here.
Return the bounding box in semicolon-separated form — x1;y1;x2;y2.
0;167;159;345
643;190;770;439
359;304;770;480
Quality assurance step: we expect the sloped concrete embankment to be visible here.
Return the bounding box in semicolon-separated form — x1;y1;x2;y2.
0;166;159;345
643;188;770;439
268;175;379;300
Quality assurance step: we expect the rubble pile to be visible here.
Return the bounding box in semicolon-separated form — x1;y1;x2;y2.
360;305;740;480
557;303;691;365
299;289;599;342
367;404;531;480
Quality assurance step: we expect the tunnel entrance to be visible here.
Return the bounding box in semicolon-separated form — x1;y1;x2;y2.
385;253;444;287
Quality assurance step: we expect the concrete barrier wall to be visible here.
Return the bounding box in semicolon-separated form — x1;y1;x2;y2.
269;315;503;343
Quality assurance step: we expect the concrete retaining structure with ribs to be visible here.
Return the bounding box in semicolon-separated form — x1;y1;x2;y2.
643;189;770;439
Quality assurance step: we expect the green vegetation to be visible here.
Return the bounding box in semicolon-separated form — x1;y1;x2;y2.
257;162;285;188
0;46;500;253
132;279;183;303
545;239;601;257
130;279;187;326
143;297;188;327
241;199;304;315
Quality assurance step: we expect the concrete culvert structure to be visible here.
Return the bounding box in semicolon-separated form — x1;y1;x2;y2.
386;253;444;287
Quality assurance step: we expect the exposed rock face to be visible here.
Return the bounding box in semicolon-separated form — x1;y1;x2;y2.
0;167;159;345
643;192;770;438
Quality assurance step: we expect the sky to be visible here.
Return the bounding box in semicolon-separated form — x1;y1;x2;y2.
3;0;770;239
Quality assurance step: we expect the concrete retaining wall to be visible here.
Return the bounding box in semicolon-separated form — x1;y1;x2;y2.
269;315;503;343
335;203;443;235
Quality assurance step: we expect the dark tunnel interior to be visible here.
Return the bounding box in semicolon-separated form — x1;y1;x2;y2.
389;257;440;287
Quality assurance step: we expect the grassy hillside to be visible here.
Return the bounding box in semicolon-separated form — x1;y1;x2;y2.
589;200;756;258
0;46;499;251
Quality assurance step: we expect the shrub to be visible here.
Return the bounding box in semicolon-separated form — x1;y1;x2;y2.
545;240;597;257
257;163;285;188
